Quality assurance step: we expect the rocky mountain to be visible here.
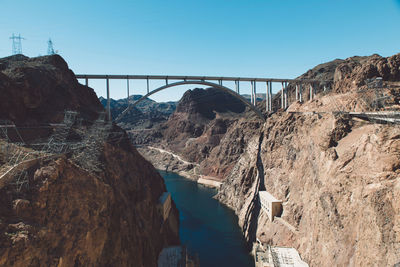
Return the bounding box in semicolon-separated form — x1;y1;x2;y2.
329;54;400;92
100;95;176;130
135;52;400;266
0;55;179;266
135;87;255;180
272;53;400;110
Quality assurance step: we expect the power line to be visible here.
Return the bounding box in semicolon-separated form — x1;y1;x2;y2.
9;33;25;55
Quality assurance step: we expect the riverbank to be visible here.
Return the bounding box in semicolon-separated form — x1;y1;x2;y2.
138;146;223;189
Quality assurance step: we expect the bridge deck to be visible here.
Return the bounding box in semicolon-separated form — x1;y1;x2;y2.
75;74;327;83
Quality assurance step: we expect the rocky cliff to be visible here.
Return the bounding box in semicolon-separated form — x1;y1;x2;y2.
215;53;400;266
217;110;400;266
0;55;179;266
271;53;400;110
0;55;102;125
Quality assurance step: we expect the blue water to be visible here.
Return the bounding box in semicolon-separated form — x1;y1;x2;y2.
160;171;254;267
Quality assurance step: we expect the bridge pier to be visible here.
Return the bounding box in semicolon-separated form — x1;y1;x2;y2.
235;80;240;94
106;77;111;121
253;81;257;105
266;81;273;112
251;81;255;105
284;82;288;109
85;77;88;87
309;84;313;101
251;81;253;105
281;82;289;109
281;82;284;109
126;77;130;106
266;82;269;112
269;81;272;112
147;77;150;94
295;84;298;101
299;84;303;103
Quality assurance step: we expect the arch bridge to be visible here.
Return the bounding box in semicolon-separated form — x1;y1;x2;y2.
75;74;331;121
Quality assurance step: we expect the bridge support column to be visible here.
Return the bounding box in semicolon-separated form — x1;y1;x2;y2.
281;82;284;109
85;77;88;87
235;80;240;94
266;82;269;112
251;81;254;105
106;77;111;121
253;81;257;105
284;82;288;109
126;77;130;106
313;85;317;98
309;84;313;101
147;77;150;94
295;84;298;101
299;84;303;103
269;81;272;111
313;83;316;97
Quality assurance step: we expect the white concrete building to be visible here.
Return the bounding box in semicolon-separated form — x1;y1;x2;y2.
253;242;309;267
258;191;282;221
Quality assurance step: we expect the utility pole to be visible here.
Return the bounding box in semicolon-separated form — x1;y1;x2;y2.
9;34;25;55
47;38;55;55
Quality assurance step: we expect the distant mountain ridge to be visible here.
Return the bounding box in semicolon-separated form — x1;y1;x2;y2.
99;95;176;129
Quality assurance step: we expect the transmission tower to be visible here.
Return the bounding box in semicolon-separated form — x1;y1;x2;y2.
47;38;55;55
9;34;25;55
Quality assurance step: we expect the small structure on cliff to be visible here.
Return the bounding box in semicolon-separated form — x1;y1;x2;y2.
258;191;282;221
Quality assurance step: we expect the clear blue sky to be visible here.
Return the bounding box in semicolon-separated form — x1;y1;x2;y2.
1;0;399;101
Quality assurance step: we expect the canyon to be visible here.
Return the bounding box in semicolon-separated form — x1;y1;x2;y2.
119;52;400;266
0;51;399;266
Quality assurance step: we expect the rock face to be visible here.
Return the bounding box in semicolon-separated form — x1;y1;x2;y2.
217;111;400;266
271;53;400;110
0;55;102;125
0;140;179;267
0;55;179;266
333;53;400;92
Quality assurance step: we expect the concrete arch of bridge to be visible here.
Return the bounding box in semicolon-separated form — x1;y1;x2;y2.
116;80;265;121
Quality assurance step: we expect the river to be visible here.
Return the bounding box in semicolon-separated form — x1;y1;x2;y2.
160;171;254;267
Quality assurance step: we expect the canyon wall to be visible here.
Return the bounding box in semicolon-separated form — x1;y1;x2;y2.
0;55;179;267
215;53;400;266
217;111;400;266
